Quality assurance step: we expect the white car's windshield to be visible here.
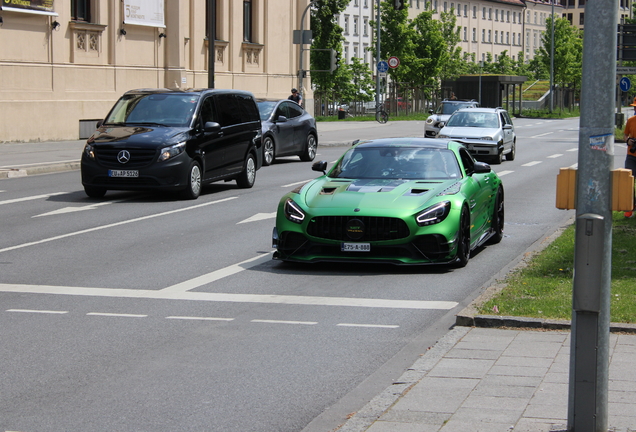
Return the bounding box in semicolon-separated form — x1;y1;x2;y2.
446;112;499;128
331;147;461;180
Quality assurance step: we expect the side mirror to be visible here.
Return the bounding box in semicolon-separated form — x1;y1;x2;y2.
503;124;513;130
428;109;434;114
96;119;104;128
312;160;328;175
275;115;288;123
473;161;492;174
204;121;221;133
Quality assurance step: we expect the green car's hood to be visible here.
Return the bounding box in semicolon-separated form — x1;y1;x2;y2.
302;177;457;211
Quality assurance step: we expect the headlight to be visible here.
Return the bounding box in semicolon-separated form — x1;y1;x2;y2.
284;199;305;224
416;201;451;226
426;118;434;124
158;142;186;162
480;136;494;141
438;134;450;139
84;143;96;159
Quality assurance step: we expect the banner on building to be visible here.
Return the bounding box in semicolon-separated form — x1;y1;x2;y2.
1;0;55;13
123;0;165;28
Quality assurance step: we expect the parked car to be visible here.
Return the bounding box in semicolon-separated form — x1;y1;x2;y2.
81;88;262;200
257;99;318;166
424;99;479;137
437;107;516;164
272;137;504;267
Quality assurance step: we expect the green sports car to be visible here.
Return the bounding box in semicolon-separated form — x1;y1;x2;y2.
272;138;504;267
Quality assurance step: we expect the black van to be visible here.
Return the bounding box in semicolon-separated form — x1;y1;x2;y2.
81;88;262;199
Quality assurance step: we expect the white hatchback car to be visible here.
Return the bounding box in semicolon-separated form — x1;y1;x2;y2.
437;107;516;164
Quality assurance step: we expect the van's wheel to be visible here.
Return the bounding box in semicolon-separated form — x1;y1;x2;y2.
300;133;317;161
237;153;256;188
453;207;471;268
263;137;275;166
181;160;202;199
84;186;107;198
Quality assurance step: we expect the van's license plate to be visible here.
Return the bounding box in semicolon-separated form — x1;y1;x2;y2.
341;243;370;252
109;170;139;178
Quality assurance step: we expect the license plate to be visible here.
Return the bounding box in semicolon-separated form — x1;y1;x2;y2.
108;170;139;178
341;243;370;252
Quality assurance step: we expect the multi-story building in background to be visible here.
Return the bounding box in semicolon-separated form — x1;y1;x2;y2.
0;0;309;142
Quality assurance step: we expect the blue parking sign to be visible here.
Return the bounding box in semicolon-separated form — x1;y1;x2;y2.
377;61;389;73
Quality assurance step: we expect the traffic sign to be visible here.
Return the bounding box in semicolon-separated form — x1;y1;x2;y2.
620;77;632;92
377;61;389;73
388;56;400;69
617;66;636;74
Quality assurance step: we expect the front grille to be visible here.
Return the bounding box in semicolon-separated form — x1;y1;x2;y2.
95;147;157;168
307;216;410;241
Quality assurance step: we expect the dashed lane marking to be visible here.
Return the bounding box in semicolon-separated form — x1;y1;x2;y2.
6;309;68;314
86;312;147;318
251;319;318;325
522;161;543;167
547;154;563;158
496;170;514;177
337;323;400;329
0;192;67;206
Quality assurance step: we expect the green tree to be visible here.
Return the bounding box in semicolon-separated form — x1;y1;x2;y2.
309;0;350;94
408;10;448;87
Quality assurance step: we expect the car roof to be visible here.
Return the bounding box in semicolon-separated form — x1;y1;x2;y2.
454;107;506;113
353;137;458;150
123;88;255;97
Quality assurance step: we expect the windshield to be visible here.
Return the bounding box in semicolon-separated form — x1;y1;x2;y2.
436;103;465;115
104;93;199;127
257;101;277;121
446;111;499;128
330;147;461;180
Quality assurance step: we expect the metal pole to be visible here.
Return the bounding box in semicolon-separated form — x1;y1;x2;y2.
298;1;316;98
550;0;554;112
567;0;616;428
207;0;216;88
375;0;381;108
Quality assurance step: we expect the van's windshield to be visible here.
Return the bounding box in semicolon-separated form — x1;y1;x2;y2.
104;93;199;127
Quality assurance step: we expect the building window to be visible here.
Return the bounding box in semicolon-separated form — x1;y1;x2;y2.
464;5;467;16
495;9;499;21
71;0;91;22
444;2;448;12
363;17;369;36
579;12;584;25
507;11;510;22
482;7;486;19
344;15;349;35
463;27;467;41
506;32;509;44
472;28;476;41
488;29;491;42
482;29;485;41
488;8;492;20
473;6;476;18
354;16;359;35
243;0;252;42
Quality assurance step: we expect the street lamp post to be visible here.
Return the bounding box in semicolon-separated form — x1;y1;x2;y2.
298;0;317;98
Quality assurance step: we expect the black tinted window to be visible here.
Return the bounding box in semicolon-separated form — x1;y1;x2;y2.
236;94;260;122
286;102;303;119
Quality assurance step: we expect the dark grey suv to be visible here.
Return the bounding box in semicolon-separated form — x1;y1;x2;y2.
424;99;479;137
81;88;262;199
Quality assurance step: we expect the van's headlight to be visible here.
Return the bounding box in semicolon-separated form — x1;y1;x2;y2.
416;201;451;226
84;143;96;159
284;199;306;224
158;142;186;162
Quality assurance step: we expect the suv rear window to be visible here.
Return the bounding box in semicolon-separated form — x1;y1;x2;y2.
435;101;477;115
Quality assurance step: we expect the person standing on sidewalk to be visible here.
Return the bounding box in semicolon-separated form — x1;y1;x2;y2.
622;96;636;217
288;88;302;106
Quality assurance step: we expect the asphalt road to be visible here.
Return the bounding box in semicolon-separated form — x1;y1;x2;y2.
1;118;624;432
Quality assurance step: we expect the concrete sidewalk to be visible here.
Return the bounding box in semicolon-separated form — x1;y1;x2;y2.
0;139;85;179
338;325;636;432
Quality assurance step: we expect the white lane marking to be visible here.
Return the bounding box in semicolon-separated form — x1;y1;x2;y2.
0;283;458;310
547;154;563;158
531;132;554;138
161;252;273;293
6;309;68;314
567;148;578;152
252;319;318;325
282;180;312;188
0;196;238;254
33;200;123;218
166;316;234;321
87;312;147;318
238;212;276;224
496;170;514;177
522;161;542;167
0;192;68;206
337;323;399;329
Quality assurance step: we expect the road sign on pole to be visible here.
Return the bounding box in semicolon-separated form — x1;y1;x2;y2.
388;56;400;69
377;61;389;73
620;77;632;92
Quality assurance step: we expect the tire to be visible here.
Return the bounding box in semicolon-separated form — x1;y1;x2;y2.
376;110;388;124
491;148;503;165
505;140;516;161
300;133;317;162
181;160;202;200
453;207;471;268
263;136;275;166
84;186;107;198
488;186;504;244
236;153;256;188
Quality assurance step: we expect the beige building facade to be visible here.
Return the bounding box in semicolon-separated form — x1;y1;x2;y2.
0;0;310;142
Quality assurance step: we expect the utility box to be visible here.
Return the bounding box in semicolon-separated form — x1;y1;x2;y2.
611;168;635;211
556;167;577;210
573;214;604;313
